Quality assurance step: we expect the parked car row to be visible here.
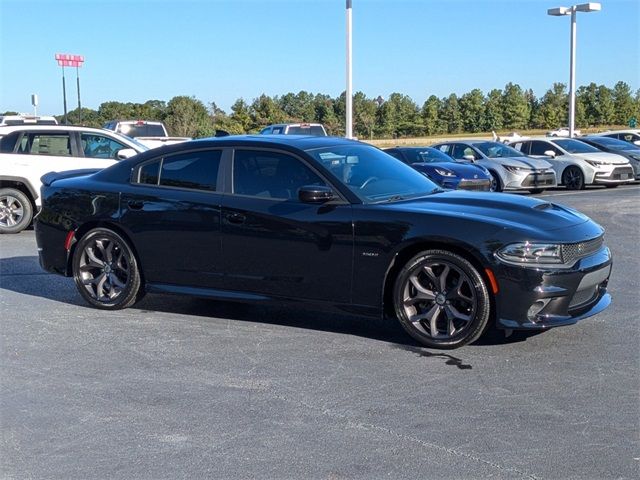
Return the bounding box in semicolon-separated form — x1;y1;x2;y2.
1;123;637;235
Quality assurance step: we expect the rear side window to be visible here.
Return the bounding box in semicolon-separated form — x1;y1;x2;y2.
135;150;221;191
17;133;71;156
0;132;19;153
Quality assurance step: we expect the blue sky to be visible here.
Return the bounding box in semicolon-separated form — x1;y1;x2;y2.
1;0;638;116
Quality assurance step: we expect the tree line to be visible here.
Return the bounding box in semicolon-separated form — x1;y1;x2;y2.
6;81;637;139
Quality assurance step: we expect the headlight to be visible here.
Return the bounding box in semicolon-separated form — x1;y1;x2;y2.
496;242;564;266
504;165;531;173
434;168;456;177
584;159;604;166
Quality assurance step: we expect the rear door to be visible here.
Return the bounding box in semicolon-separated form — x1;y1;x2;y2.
120;147;225;288
219;148;353;302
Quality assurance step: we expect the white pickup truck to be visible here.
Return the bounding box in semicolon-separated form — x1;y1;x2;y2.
103;120;191;149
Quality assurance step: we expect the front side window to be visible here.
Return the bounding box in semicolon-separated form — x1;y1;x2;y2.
135;150;221;191
81;133;128;159
451;144;478;160
18;133;71;156
233;150;325;200
529;141;557;156
306;144;440;203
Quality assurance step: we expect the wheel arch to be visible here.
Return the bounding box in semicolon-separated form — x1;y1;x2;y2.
560;163;589;185
381;239;496;322
0;176;38;208
66;221;144;284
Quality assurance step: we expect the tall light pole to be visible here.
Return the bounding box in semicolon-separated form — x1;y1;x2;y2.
547;2;601;138
345;0;353;139
55;53;85;124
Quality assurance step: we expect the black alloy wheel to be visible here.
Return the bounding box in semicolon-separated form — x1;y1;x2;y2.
0;188;33;234
562;166;585;190
489;171;503;192
393;250;491;349
72;228;143;309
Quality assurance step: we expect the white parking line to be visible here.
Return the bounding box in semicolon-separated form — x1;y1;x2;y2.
537;186;640;197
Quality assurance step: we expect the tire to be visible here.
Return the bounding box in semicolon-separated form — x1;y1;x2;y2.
393;249;491;349
72;228;143;309
562;166;585;190
488;171;503;192
0;188;33;234
529;188;544;194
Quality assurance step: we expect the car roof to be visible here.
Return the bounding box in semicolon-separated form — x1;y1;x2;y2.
174;134;357;151
0;124;119;134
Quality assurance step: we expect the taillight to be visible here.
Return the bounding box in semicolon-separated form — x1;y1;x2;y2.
64;231;75;251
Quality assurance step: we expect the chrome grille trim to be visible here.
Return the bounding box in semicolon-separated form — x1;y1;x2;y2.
561;236;604;265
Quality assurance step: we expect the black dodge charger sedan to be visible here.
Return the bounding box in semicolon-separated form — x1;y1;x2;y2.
35;136;612;349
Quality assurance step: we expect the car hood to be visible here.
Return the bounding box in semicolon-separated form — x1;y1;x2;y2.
482;156;552;170
413;162;489;177
383;190;591;233
572;152;629;165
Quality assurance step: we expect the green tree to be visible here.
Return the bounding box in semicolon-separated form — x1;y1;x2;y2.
421;95;444;135
459;89;485;133
97;101;135;122
484;89;504;131
501;83;530;130
314;94;340;135
376;93;422;137
133;100;166;121
229;99;253;133
596;85;615;125
439;94;462;134
66;107;102;127
577;82;598;126
250;94;286;130
533;83;567;129
612;81;634;125
353;91;377;139
164;96;212;137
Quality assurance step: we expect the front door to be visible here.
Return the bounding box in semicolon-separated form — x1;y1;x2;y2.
220;148;353;303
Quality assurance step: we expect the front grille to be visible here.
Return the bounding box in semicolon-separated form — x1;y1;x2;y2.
458;179;491;191
561;236;604;265
522;173;556;187
611;167;634;180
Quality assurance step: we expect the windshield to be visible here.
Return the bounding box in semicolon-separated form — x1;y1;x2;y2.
286;125;326;136
110;131;149;151
473;141;526;158
553;139;601;154
586;136;638;151
403;147;454;164
306;144;440;203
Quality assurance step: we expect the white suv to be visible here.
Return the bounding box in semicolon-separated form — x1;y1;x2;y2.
0;125;147;233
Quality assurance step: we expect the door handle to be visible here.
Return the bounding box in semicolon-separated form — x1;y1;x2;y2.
127;200;144;210
226;212;246;224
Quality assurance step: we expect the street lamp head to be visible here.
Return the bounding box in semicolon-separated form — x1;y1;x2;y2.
548;6;570;16
575;2;601;12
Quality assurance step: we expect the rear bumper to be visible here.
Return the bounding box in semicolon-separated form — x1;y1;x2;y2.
494;246;612;330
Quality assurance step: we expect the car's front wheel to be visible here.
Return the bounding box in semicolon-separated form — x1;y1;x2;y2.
72;228;143;309
488;171;503;192
562;166;585;190
0;188;33;234
393;250;491;349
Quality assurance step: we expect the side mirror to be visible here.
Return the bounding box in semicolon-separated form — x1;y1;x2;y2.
633;140;640;146
116;148;137;160
544;150;557;158
463;155;475;162
298;185;335;204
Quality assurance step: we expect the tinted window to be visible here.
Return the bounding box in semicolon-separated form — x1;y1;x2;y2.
584;136;635;150
529;141;557;156
307;144;440;203
118;123;166;137
451;144;478;160
233;150;325;200
286;125;326;136
401;147;455;164
0;132;19;153
160;151;221;191
81;133;128;159
18;133;71;156
511;142;528;154
138;161;160;185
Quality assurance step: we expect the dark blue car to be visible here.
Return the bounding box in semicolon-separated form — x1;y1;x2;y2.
384;146;492;191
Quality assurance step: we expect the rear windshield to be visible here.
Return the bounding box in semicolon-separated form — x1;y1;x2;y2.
1;119;57;126
586;136;638;151
117;124;166;137
286;125;326;136
473;141;526;158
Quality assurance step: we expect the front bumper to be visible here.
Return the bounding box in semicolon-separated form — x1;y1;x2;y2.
504;170;557;190
592;165;635;184
494;246;612;330
443;178;491;191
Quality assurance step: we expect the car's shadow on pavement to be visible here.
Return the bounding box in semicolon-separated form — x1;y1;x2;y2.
1;255;544;362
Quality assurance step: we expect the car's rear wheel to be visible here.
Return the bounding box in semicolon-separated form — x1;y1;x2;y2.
393;250;491;349
488;171;503;192
72;228;142;309
562;166;585;190
0;188;33;234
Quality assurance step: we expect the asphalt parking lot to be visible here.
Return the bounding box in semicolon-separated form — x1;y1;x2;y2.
1;185;639;479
